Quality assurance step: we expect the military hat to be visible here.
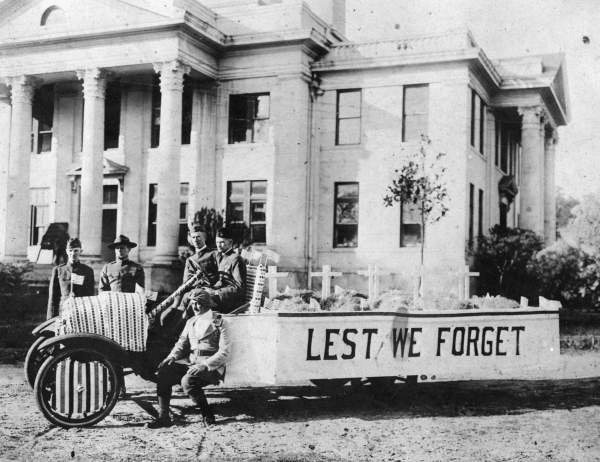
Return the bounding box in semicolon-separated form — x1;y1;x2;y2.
67;238;82;249
215;227;233;240
188;288;218;309
108;234;137;249
189;224;207;234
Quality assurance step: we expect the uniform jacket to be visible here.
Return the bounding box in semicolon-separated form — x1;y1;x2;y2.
167;310;231;374
213;248;247;313
99;259;145;293
183;246;219;286
47;261;95;319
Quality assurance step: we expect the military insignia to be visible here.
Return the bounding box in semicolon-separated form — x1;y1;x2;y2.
212;313;223;328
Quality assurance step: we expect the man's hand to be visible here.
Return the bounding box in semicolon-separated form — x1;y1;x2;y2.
157;357;175;369
188;363;208;376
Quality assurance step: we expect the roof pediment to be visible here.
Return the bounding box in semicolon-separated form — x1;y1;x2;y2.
0;0;182;42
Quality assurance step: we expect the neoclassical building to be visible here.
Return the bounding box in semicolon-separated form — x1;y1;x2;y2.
0;0;569;293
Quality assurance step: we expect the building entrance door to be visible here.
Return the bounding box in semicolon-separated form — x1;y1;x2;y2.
101;184;119;261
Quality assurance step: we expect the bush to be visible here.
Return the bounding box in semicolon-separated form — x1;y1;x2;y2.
531;241;600;310
473;226;544;302
0;262;32;295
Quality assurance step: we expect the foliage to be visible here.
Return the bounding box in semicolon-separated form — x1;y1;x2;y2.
473;225;544;302
555;187;579;236
382;136;449;295
531;240;600;310
189;208;224;248
0;262;33;295
562;193;600;254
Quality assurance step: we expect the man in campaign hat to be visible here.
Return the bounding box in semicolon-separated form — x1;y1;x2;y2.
99;234;145;293
148;288;231;428
46;238;95;319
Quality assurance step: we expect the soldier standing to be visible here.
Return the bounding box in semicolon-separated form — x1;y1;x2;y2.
210;227;247;313
46;238;95;319
99;235;145;293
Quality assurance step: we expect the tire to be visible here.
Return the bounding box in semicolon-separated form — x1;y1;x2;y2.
24;336;54;389
34;347;122;428
310;378;350;394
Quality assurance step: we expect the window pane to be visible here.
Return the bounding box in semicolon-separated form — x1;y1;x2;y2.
178;223;188;246
255;94;270;119
403;114;428;141
229;202;244;222
404;85;428;114
401;224;421;246
179;203;187;221
229;95;247;119
250;202;266;222
337;118;361;145
338;90;361;118
251;224;266;244
229;182;245;199
103;185;118;205
336;183;358;200
251;180;267;196
334;224;358;248
38;133;52;153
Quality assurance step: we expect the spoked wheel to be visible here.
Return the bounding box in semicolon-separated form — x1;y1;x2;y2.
25;336;54;389
34;348;122;428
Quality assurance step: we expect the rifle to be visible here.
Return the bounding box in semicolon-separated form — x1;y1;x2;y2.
147;272;210;322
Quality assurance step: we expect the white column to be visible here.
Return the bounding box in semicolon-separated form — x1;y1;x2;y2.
76;69;107;257
1;76;35;259
518;106;545;235
544;131;558;243
152;61;189;264
0;87;12;259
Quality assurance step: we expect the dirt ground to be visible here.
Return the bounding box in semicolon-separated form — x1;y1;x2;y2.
1;352;599;462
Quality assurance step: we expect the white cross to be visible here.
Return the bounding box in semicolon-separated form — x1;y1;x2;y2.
265;265;289;298
310;265;342;300
458;265;480;299
357;265;390;303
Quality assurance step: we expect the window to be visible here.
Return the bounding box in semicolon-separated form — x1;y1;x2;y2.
478;188;484;239
402;84;429;142
496;123;520;175
470;89;486;154
32;85;54;154
150;76;193;148
29;188;49;245
333;182;358;248
400;202;422;247
226;180;267;244
147;183;189;246
468;183;474;248
335;89;361;145
103;185;118;205
104;81;121;150
228;93;270;144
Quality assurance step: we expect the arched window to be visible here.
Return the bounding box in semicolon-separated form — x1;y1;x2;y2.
40;6;66;26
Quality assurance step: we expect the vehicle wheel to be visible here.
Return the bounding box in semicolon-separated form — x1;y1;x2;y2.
310;378;350;394
24;336;54;389
34;348;122;428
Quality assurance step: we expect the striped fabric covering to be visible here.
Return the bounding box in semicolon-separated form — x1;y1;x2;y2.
245;264;266;308
58;292;148;352
53;358;109;417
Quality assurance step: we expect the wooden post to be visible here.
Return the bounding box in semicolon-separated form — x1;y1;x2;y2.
357;265;386;303
265;265;289;298
309;265;342;300
458;265;480;299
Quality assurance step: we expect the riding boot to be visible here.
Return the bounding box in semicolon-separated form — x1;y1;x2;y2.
147;396;172;428
190;391;215;425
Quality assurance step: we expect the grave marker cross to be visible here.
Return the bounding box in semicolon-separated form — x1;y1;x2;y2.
310;264;342;300
265;265;289;298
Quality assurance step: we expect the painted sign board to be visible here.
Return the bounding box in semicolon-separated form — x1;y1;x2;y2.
224;308;560;386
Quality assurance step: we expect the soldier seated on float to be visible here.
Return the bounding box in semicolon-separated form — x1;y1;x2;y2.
46;237;95;320
148;289;231;428
99;235;145;293
174;226;247;316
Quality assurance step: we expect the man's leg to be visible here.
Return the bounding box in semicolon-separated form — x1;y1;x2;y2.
147;363;187;428
181;369;222;425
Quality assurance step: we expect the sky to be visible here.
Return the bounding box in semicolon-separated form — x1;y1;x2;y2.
345;0;600;199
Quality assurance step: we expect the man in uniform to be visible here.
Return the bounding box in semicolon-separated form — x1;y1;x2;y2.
210;227;247;313
46;238;95;319
148;289;231;428
183;224;218;286
99;235;145;293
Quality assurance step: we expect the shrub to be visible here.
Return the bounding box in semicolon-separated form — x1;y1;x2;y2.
0;262;33;295
531;241;600;310
473;226;544;302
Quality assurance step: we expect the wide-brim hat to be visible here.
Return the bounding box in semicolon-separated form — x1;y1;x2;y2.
108;234;137;249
